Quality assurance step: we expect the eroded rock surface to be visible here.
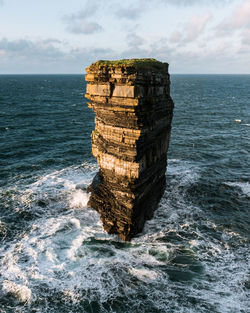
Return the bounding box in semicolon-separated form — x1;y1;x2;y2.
85;59;174;241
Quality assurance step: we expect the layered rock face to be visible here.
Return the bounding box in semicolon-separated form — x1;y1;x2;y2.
85;59;174;241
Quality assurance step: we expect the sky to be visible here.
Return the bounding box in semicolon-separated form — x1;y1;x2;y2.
0;0;249;74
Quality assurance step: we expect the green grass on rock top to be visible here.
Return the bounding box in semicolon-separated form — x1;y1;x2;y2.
87;58;168;71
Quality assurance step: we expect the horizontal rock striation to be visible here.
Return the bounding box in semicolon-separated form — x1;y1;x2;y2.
85;59;174;241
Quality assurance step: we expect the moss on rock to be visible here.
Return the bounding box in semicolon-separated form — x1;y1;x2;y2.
86;58;168;72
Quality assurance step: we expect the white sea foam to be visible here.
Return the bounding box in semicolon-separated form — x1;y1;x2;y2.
67;236;83;260
12;163;98;220
225;181;250;196
70;189;89;208
128;268;160;281
167;159;200;187
0;160;249;312
3;280;31;303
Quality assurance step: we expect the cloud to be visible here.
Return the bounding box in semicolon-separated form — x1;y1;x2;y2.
170;31;182;43
119;35;250;73
0;37;114;73
126;33;145;47
241;28;250;45
66;21;102;34
159;0;232;5
63;0;231;28
217;0;250;33
138;0;233;8
119;46;153;60
64;1;103;35
169;12;212;44
0;37;112;60
67;3;99;20
116;6;145;20
185;12;212;41
42;38;62;44
226;0;250;28
1;33;249;74
114;0;227;20
0;38;64;59
120;37;173;61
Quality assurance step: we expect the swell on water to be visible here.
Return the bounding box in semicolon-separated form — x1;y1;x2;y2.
0;159;249;313
0;74;249;313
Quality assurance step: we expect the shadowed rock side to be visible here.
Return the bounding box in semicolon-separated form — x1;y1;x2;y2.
85;58;174;241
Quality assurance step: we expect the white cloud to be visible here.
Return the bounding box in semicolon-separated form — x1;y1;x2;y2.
169;12;212;44
170;31;182;43
185;12;212;41
0;0;249;73
217;0;250;33
215;0;250;52
227;0;250;28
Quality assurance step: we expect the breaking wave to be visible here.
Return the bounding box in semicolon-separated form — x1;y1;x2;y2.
0;160;249;313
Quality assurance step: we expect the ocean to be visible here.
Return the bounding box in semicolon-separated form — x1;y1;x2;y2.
0;74;249;313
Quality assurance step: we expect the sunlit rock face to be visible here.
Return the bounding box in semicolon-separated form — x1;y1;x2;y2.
85;59;174;241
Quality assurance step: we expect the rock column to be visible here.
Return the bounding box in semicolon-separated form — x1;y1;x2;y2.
85;59;174;241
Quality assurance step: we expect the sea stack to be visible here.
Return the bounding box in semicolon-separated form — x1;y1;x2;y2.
85;59;174;241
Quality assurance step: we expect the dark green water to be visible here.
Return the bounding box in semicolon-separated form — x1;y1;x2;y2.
0;74;249;313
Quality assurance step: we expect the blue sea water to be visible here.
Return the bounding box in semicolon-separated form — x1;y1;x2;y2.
0;74;249;313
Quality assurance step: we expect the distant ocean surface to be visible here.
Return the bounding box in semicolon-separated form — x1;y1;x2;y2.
0;74;249;313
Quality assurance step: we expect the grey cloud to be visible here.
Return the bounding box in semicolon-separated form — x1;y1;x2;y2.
63;0;230;27
0;37;115;73
127;0;233;7
66;21;102;34
126;33;145;47
0;38;33;52
241;28;250;46
0;37;112;60
0;38;65;59
120;38;173;61
120;47;151;59
64;1;103;35
158;0;232;5
42;38;62;44
116;6;144;20
114;0;230;21
119;34;250;74
90;48;113;54
65;2;99;21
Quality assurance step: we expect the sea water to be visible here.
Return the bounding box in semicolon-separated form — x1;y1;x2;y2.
0;74;249;313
